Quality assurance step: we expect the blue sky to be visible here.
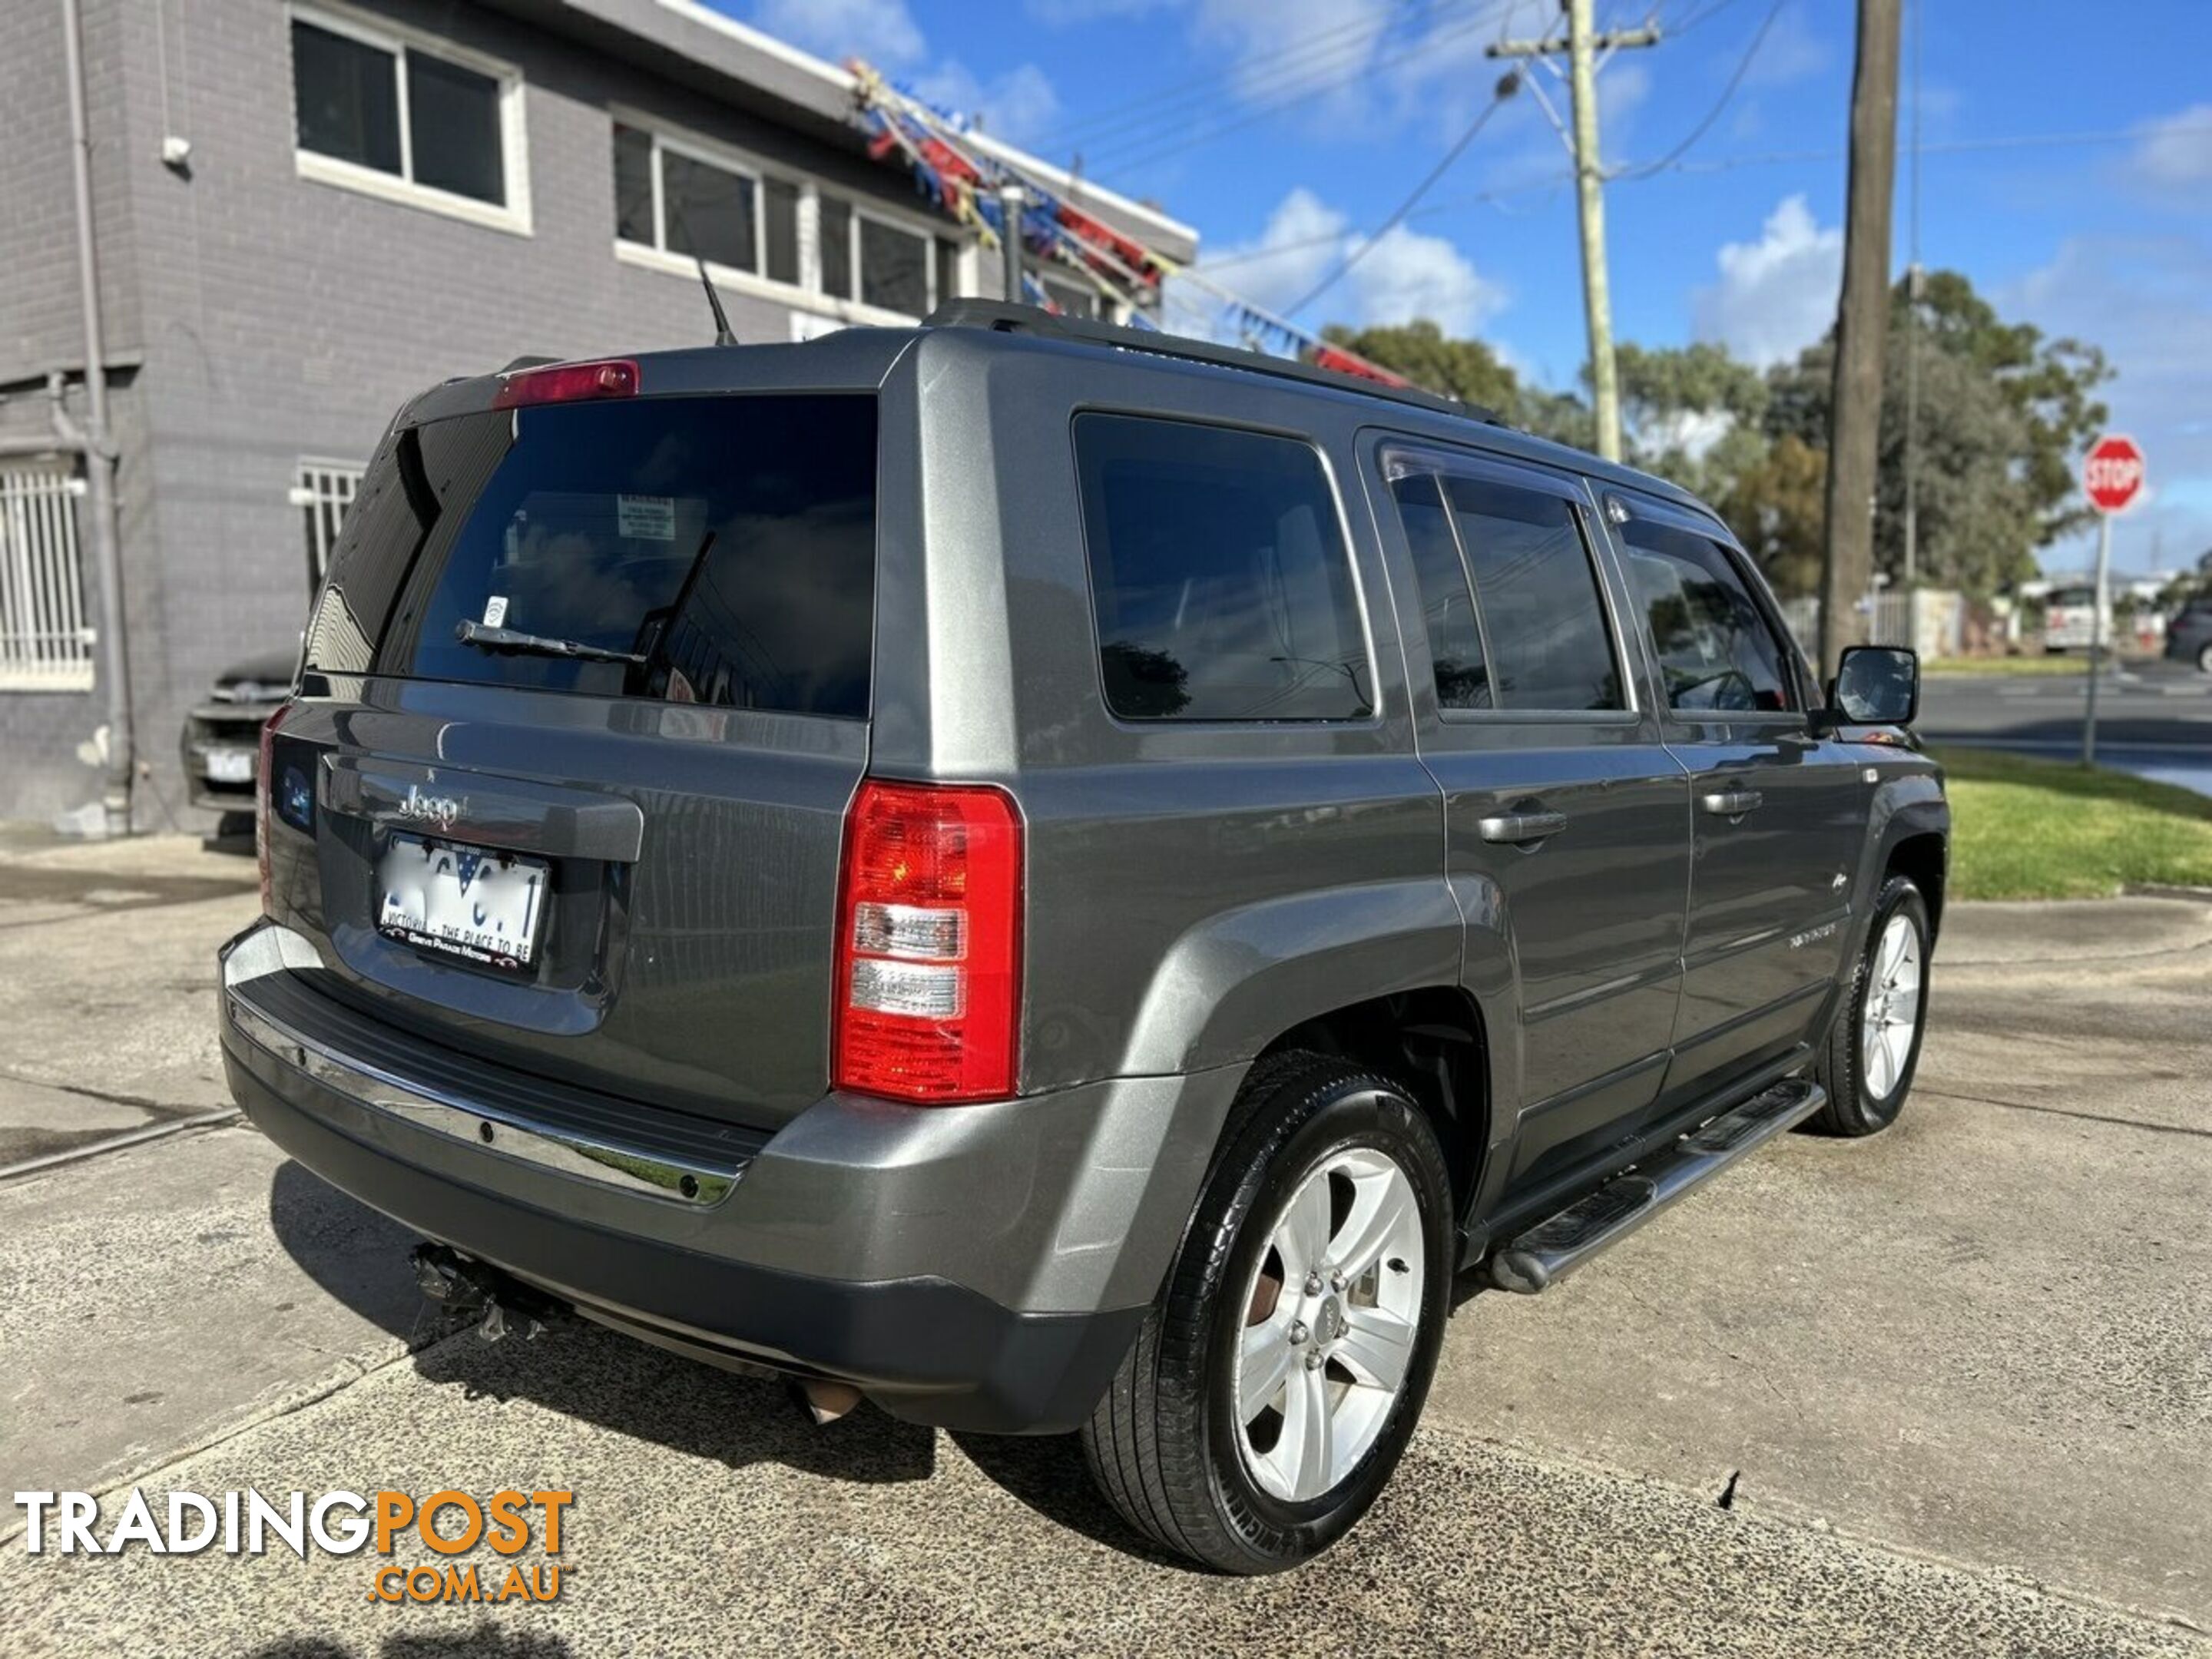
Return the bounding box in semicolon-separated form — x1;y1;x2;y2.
735;0;2211;579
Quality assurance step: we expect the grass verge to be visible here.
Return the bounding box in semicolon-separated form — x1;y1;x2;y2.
1932;745;2212;900
1921;654;2089;677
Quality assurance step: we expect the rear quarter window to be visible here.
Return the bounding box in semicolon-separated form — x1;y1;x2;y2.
313;395;876;718
1072;413;1373;722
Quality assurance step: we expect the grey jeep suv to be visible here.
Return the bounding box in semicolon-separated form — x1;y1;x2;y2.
219;304;1947;1573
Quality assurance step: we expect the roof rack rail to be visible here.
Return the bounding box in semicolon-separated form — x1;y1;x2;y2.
922;300;1505;427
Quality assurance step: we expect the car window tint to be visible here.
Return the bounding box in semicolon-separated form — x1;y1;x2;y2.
1442;476;1622;711
1389;472;1491;709
330;396;877;718
1622;521;1792;713
1075;415;1372;721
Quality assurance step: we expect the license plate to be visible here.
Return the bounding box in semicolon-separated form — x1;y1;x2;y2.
376;834;549;972
204;747;256;784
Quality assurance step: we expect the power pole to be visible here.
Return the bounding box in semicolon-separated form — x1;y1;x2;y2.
1817;0;1903;674
1899;0;1923;588
1488;3;1659;464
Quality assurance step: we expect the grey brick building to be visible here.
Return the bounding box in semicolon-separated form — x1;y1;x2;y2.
0;0;1197;826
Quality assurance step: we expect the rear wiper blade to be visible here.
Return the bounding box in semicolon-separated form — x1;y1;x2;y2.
455;619;645;666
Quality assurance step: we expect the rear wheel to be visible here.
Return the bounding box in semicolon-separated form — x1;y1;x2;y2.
1811;875;1930;1136
2196;641;2212;675
1080;1052;1452;1573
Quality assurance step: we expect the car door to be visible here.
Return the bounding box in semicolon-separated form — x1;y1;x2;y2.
1604;490;1869;1099
1366;439;1692;1197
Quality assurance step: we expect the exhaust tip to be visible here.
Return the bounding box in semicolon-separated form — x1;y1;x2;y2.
795;1378;864;1426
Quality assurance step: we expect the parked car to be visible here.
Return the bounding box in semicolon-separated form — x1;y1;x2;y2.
217;306;1949;1573
180;649;295;830
2041;584;2110;652
2167;598;2212;674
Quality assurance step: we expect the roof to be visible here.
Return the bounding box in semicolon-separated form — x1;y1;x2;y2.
485;0;1200;265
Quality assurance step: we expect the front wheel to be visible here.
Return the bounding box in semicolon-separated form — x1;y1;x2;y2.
2196;641;2212;676
1080;1052;1453;1573
1811;875;1931;1135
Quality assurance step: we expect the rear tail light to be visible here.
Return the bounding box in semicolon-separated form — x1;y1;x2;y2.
256;702;292;915
492;357;640;409
833;780;1022;1104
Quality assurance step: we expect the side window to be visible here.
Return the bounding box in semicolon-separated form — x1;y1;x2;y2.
1388;473;1491;708
1622;521;1793;713
1074;415;1373;721
1444;475;1624;712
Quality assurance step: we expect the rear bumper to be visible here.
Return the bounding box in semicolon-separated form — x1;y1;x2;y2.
218;921;1241;1433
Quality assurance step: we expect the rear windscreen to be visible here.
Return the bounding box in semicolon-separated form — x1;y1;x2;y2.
309;395;876;718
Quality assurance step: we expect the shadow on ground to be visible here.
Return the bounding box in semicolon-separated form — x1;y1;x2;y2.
263;1157;1068;1507
250;1630;577;1659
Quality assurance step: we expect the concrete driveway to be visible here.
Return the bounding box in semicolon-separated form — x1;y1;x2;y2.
0;835;2205;1654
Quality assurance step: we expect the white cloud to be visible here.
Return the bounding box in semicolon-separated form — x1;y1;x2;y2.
2135;103;2212;187
746;1;1061;150
750;0;924;67
1182;187;1507;337
915;61;1062;147
1692;194;1843;369
1194;0;1392;118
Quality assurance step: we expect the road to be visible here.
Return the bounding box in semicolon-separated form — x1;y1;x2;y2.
1919;661;2212;795
0;835;2206;1655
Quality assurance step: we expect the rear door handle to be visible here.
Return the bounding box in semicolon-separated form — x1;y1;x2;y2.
1700;788;1764;818
1478;810;1568;846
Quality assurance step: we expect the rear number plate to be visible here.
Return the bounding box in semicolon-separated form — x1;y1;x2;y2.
376;834;548;973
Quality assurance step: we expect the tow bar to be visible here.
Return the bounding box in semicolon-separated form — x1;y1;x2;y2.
410;1243;565;1343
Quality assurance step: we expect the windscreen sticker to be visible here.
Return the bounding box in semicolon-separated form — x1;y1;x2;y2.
482;594;508;628
618;494;676;541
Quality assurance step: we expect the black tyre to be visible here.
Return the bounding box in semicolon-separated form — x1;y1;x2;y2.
1080;1051;1453;1573
1810;875;1930;1136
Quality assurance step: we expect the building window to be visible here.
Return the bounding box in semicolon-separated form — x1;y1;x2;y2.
1040;274;1098;319
817;195;956;317
290;4;530;233
291;459;366;589
0;464;94;692
612;121;804;286
614;116;962;323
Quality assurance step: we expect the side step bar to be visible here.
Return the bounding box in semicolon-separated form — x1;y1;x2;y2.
1488;1078;1827;1295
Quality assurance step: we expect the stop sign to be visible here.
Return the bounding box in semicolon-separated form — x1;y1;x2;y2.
2083;433;2145;515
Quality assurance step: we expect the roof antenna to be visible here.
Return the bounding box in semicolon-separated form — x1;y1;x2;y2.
695;255;737;346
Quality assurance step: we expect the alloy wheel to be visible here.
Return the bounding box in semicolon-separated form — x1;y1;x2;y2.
1859;912;1923;1100
1233;1144;1426;1503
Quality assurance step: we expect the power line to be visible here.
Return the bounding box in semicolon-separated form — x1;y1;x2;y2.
1663;0;1752;35
1618;0;1785;179
1040;0;1475;151
1280;82;1518;320
1084;2;1519;171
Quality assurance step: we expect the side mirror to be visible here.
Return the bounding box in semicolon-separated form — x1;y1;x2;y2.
1830;644;1919;725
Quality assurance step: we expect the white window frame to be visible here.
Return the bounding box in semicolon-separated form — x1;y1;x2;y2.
611;107;968;327
289;457;366;588
0;463;95;693
289;0;532;237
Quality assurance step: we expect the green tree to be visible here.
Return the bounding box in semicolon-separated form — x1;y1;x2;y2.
1601;341;1775;501
1323;320;1594;448
1766;269;2111;595
1715;433;1827;598
1322;320;1521;412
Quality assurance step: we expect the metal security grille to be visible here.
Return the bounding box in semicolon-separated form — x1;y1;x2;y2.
0;463;94;691
291;458;365;587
